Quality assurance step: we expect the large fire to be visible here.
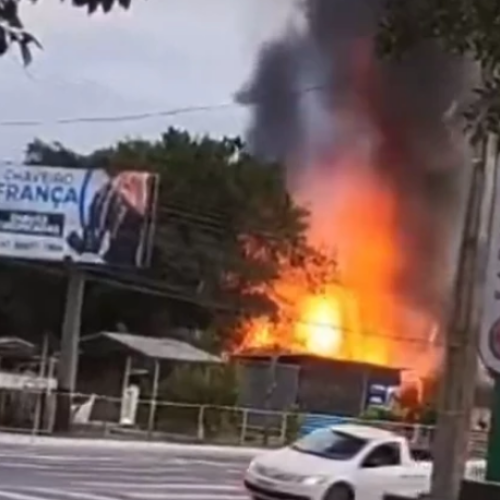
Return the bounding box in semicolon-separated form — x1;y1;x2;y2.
236;153;440;378
236;38;444;385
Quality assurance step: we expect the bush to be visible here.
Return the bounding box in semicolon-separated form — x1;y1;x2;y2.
284;407;303;443
158;363;238;406
360;406;399;422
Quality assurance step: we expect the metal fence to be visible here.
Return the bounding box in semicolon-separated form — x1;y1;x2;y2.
0;387;489;456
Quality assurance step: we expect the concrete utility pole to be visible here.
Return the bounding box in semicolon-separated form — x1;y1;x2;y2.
53;263;86;433
478;133;500;481
430;134;499;500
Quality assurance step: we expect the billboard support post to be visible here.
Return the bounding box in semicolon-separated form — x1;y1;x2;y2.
53;262;85;433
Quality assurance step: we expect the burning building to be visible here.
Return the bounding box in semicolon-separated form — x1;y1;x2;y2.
233;0;475;402
235;352;402;418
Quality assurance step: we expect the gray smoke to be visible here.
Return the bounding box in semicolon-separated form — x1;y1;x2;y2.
237;0;474;321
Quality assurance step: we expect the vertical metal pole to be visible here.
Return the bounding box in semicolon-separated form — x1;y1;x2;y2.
359;368;369;415
279;411;288;445
119;356;132;426
197;405;206;441
147;359;160;437
240;408;248;445
46;356;56;433
430;135;498;500
263;351;278;446
122;356;132;396
54;265;85;433
32;334;48;436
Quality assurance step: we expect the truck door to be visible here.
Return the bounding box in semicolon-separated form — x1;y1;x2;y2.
355;442;409;500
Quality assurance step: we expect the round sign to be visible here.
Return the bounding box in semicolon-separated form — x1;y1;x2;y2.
488;318;500;361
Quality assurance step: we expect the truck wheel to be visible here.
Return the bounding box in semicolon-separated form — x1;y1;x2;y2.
323;483;354;500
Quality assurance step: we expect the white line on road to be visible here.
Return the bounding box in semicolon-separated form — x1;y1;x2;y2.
39;469;219;478
71;482;243;490
0;454;122;462
44;466;205;474
18;488;123;500
0;436;262;459
0;490;121;500
124;494;248;500
0;491;45;500
7;488;248;500
0;463;54;470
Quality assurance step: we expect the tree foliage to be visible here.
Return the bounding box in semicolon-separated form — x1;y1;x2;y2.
377;0;499;137
0;0;134;64
1;129;309;352
159;363;238;406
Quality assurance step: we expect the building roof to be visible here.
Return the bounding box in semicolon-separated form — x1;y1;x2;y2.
0;337;37;358
80;331;222;364
234;350;403;373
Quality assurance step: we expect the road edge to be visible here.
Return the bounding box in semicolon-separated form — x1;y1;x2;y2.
0;432;264;456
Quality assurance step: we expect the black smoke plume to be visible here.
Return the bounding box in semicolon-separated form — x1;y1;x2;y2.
237;0;473;321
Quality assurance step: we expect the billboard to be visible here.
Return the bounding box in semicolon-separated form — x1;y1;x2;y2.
0;164;159;267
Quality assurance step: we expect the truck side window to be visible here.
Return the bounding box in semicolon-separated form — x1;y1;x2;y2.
362;443;401;468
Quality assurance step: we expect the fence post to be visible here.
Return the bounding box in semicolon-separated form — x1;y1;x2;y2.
46;357;56;433
147;360;161;438
279;412;287;445
413;424;422;445
240;409;248;445
197;405;206;441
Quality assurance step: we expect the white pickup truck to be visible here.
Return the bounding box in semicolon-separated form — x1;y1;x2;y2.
244;423;485;500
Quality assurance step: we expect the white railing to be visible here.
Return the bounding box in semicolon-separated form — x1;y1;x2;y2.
0;388;489;456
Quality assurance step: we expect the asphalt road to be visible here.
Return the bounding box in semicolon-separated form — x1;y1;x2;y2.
0;442;252;500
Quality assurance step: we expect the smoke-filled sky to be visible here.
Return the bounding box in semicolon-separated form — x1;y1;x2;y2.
239;0;474;332
0;0;295;160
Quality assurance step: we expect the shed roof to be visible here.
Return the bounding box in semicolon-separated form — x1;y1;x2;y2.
0;337;37;358
80;331;222;364
234;350;403;373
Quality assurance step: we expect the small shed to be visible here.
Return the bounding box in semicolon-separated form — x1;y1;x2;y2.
78;331;221;402
0;337;37;365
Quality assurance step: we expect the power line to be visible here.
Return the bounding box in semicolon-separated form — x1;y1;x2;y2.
0;83;327;128
295;319;442;346
241;318;442;347
0;103;236;128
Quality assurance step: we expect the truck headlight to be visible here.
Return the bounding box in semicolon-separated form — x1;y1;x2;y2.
301;475;328;486
247;460;257;473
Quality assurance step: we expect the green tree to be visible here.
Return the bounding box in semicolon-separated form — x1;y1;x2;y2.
377;0;499;137
6;129;308;352
0;0;134;64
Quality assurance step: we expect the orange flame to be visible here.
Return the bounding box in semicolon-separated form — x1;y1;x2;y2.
236;153;439;379
235;44;441;383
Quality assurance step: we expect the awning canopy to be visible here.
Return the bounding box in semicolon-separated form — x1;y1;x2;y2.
80;331;222;364
0;337;37;359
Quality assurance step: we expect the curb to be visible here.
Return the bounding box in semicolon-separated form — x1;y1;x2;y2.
0;433;264;456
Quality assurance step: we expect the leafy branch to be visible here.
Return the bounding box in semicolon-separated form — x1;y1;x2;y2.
0;0;133;64
377;0;500;138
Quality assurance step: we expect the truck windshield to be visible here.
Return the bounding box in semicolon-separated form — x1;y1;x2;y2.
291;429;368;460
